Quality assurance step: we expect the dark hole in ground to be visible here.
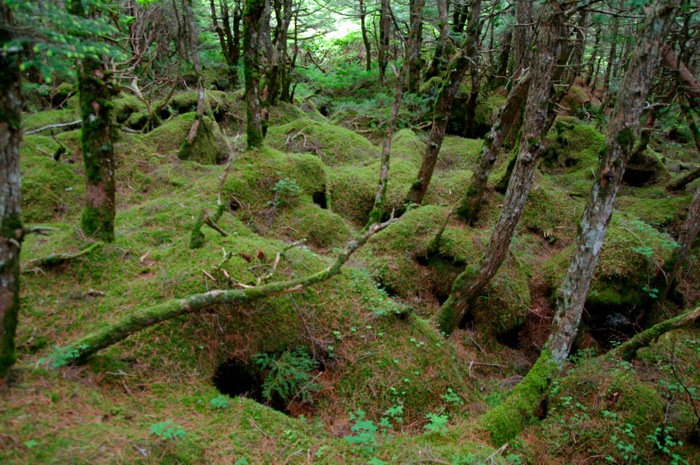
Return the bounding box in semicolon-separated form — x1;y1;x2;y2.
312;191;327;209
587;309;637;349
496;324;523;350
213;358;288;413
623;168;656;187
458;312;476;331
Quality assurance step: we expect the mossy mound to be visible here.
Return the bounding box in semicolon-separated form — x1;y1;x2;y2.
266;118;379;165
423;169;473;207
437;136;483;171
275;202;350;249
359;206;531;336
520;356;678;464
328;159;415;226
143;113;227;164
544;213;678;337
616;193;691;233
20;149;85;223
623;148;670;187
165;90;233;122
22;107;79;134
521;174;584;245
222;147;327;212
113;93;147;124
390;128;424;167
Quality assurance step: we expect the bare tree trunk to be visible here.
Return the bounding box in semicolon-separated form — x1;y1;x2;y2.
404;0;482;207
367;64;405;228
585;25;601;86
378;0;391;85
437;0;566;336
244;0;265;149
0;2;23;378
513;0;534;76
70;0;117;243
406;0;424;93
600;6;621;106
662;42;700;103
425;0;450;80
547;0;680;367
455;70;531;223
210;0;242;89
181;0;207;158
359;0;372;71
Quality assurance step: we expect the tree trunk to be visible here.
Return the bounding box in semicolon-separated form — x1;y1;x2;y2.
71;0;117;243
512;0;533;76
425;0;450;80
244;0;265;149
455;70;531;223
359;0;372;72
600;6;620;106
493;28;512;88
404;0;482;208
437;0;565;336
662;42;700;103
585;25;601;86
406;0;424;94
463;0;484;139
210;0;242;89
0;2;23;378
378;0;391;85
547;0;680;367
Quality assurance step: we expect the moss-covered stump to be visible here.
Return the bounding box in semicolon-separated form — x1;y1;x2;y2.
143;113;227;164
544;213;678;344
328;159;415;226
623;148;670;187
266;118;379;165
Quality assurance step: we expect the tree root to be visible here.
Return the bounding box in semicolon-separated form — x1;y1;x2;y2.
24;241;104;270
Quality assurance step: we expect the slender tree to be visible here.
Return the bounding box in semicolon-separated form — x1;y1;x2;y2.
0;1;23;378
210;0;243;89
547;0;680;367
406;0;425;94
437;0;566;335
244;0;265;148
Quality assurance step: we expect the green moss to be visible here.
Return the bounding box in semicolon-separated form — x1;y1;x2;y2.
390;128;425;167
22;108;79;133
112;93;146;123
144;113;226;164
438;135;483;171
482;350;557;446
275;203;350;249
328;159;415;226
266;118;379;165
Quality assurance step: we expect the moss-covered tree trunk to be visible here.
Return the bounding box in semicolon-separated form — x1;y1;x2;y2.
405;0;482;207
0;2;23;378
244;0;265;149
437;0;565;336
455;70;530;223
70;0;117;242
547;0;680;367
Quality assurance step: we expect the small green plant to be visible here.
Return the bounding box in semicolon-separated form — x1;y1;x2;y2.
208;394;230;410
423;412;449;434
40;344;89;368
344;409;379;455
149;421;186;440
647;426;689;465
441;387;464;406
255;347;320;404
642;285;659;299
270;175;301;207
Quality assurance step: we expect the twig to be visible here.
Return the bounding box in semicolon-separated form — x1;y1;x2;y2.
23;242;104;270
24;120;82;135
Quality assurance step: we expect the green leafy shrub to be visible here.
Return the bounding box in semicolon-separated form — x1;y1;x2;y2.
254;347;320;405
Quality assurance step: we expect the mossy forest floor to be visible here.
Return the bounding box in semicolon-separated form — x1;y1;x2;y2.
2;89;700;464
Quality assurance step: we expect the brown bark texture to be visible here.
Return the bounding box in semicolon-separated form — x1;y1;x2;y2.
437;0;566;336
455;70;531;223
244;0;265;148
546;0;680;368
406;0;425;93
0;2;23;378
405;0;482;207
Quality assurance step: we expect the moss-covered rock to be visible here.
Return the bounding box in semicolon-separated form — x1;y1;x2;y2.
266;118;379;165
275;203;350;249
113;93;147;124
437;135;483;171
390;128;424;167
328;159;415;226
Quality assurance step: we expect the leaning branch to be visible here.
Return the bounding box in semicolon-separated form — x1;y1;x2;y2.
609;306;700;360
53;218;397;365
23;120;82;136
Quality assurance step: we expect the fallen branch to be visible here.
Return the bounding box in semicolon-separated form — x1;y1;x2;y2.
609;305;700;360
52;218;397;365
24;120;82;136
23;242;104;270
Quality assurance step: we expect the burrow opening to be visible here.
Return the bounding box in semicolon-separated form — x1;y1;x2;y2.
212;358;285;414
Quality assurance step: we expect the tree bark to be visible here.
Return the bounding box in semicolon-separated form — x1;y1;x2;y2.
53;218;396;365
512;0;534;76
210;0;242;89
0;2;23;378
455;70;531;224
546;0;680;367
359;0;372;71
437;0;566;336
425;0;449;80
406;0;424;94
244;0;265;149
378;0;391;85
71;1;117;243
661;42;700;103
404;0;482;207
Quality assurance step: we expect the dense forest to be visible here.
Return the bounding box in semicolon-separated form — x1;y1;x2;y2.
1;0;700;463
